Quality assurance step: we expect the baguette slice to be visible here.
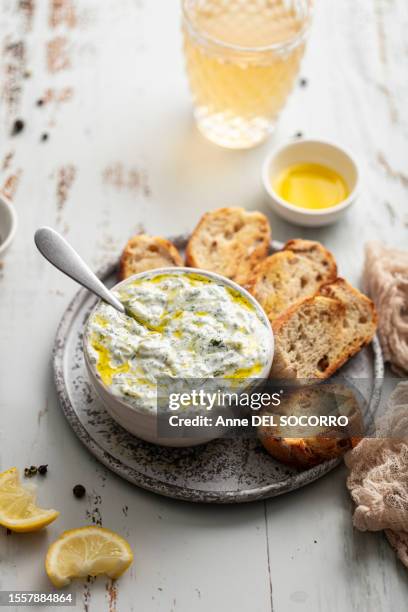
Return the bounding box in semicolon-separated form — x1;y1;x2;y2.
185;207;271;286
248;249;335;323
119;235;183;280
284;239;337;279
258;385;363;469
270;295;346;380
319;278;378;362
270;280;378;381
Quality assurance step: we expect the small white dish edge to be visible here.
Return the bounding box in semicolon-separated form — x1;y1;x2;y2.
262;138;360;227
0;194;18;255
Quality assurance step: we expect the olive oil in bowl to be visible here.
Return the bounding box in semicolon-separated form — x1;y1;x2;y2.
262;139;359;227
274;162;349;210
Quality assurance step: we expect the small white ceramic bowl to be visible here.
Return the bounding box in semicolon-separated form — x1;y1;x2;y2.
262;139;359;227
0;194;18;255
84;267;274;447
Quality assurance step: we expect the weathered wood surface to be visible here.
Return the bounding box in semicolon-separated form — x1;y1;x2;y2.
0;1;407;610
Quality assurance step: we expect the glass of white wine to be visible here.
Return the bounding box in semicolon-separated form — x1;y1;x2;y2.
182;0;313;149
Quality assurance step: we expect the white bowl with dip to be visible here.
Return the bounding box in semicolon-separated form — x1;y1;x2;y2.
0;194;18;255
84;267;274;447
262;139;359;227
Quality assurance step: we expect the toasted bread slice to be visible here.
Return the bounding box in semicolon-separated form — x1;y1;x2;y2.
319;278;378;361
248;250;335;323
119;235;183;280
185;207;271;286
258;385;363;469
270;295;346;379
270;280;378;381
284;239;337;279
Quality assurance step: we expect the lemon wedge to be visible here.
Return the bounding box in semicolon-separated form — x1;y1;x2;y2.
45;526;134;588
0;467;59;532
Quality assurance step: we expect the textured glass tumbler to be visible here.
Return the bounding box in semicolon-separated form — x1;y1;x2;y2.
182;0;312;149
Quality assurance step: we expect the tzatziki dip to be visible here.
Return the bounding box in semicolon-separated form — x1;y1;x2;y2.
85;271;271;412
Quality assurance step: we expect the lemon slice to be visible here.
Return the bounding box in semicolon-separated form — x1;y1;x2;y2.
0;467;59;532
45;526;134;588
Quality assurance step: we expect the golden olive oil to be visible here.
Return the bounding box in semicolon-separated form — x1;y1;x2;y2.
274;163;349;210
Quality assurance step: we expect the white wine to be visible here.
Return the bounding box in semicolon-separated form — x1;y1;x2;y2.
183;0;311;149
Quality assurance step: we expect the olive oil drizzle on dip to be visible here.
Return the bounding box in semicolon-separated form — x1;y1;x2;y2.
86;273;270;412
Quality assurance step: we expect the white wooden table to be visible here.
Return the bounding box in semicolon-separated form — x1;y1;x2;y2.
1;1;407;610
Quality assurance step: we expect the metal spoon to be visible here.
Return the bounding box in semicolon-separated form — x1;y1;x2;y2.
34;226;127;315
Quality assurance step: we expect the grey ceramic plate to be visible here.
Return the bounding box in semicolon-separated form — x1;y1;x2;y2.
53;237;384;503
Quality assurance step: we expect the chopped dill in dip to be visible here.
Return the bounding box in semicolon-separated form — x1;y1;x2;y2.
85;272;271;412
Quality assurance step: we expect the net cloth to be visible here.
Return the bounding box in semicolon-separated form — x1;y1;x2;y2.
345;382;408;568
363;241;408;376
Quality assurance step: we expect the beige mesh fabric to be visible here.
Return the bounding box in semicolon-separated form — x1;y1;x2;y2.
385;530;408;568
345;382;408;568
363;241;408;376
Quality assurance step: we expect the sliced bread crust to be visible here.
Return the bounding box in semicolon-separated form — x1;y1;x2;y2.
185;207;271;286
258;385;363;468
319;278;378;368
248;250;334;323
259;434;352;468
284;239;337;279
119;235;183;280
270;295;346;380
270;280;378;381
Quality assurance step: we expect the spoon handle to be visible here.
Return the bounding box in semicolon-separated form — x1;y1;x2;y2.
34;227;125;314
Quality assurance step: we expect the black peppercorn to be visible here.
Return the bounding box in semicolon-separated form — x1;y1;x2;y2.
38;464;48;475
73;484;86;499
11;119;25;136
299;77;308;87
41;133;49;142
